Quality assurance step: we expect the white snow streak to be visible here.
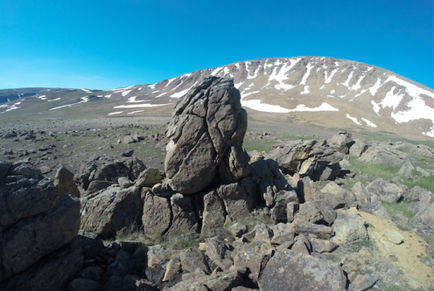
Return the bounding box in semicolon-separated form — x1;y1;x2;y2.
324;68;339;84
121;90;132;97
300;63;314;85
266;58;301;90
47;98;61;102
234;82;244;89
346;114;362;125
127;96;146;103
343;71;353;87
369;78;383;96
108;111;123;115
156;92;167;98
361;118;377;128
210;67;222;76
127;110;144;114
81;88;92;93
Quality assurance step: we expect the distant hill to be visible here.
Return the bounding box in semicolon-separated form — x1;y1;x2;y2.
1;57;433;140
0;88;69;103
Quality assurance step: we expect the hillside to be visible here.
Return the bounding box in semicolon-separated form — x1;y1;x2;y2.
1;57;433;140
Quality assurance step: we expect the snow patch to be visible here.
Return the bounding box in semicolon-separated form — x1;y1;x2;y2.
156;92;167;98
300;63;314;85
346;114;362;125
127;96;146;103
324;68;339;84
127;110;144;114
300;86;310;95
122;90;132;97
265;58;301;90
234;82;244;89
105;94;111;98
330;90;335;94
47;98;61;102
369;78;383;96
361;118;377;128
81;88;92;93
108;111;123;115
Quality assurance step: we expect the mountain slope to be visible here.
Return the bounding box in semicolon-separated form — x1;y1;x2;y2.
1;56;433;139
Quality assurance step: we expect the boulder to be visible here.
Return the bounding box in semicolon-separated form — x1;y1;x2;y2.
358;145;409;166
164;194;199;236
360;201;392;220
351;182;371;206
201;190;226;232
414;202;434;231
299;176;324;202
258;250;346;291
54;165;80;197
80;185;142;239
0;160;12;180
322;182;356;207
366;178;405;202
328;130;353;154
77;155;146;192
142;192;172;236
164;76;250;194
136;168;161;188
331;211;367;245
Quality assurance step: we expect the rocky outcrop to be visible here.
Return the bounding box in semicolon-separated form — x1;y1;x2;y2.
164;76;250;194
0;160;82;290
76;155;146;194
265;137;346;181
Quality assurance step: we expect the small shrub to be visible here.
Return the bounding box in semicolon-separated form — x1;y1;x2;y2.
362;238;373;248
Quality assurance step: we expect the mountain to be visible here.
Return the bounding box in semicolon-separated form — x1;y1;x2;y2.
0;88;68;103
1;56;433;140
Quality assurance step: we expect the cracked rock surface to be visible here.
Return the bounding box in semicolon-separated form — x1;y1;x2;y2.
165;76;250;194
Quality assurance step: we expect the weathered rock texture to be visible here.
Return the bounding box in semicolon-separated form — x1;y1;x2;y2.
0;160;82;290
165;76;250;194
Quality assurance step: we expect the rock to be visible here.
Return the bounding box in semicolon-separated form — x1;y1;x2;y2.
78;266;105;282
385;228;404;244
136;168;161;187
319;205;337;226
294;222;333;240
366;178;405;202
164;77;249;194
414;202;434;231
0;179;80;279
0;160;12;179
358;145;409;166
76;230;105;260
226;222;248;239
322;182;356;207
69;278;103;291
292;235;311;255
10;161;41;178
80;185;142;239
77;156;145;191
142;192;172;236
253;223;274;244
328;131;353;154
351;182;371;206
417;190;434;214
180;248;210;274
349;273;379;291
403;186;431;202
105;249;135;278
117;177;133;188
216;178;256;224
360;201;392;220
258;250;346;291
54;165;80;197
270;190;298;223
164;193;199;236
309;237;339;253
331;211;367;245
0;241;83;291
123;136;135;144
286;202;298;223
201;190;226;232
396;160;415;178
294;201;324;224
234;250;272;283
349;139;371;157
299;176;324;202
166;270;243;291
205;238;231;270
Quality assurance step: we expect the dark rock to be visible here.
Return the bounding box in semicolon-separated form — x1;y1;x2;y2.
142;192;172;236
165;77;249;194
366;178;406;202
258;250;346;291
0;160;12;179
54;165;80;197
69;278;103;291
294;222;333;240
164;194;198;236
234;250;272;283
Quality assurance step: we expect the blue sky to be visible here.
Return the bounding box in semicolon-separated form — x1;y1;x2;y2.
0;0;432;90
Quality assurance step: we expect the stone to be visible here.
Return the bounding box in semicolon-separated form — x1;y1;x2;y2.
299;176;324;202
331;211;367;245
0;242;83;291
360;201;392;220
366;178;405;202
328;131;353;153
351;182;371;206
385;228;404;244
258;250;346;291
205;238;230;270
77;156;145;191
294;222;333;240
201;190;226;232
54;165;80;197
233;250;272;283
105;249;135;278
164;194;198;236
294;201;324;224
253;223;274;244
322;182;356;207
226;222;248;238
180;248;210;274
286;201;298;223
136;168;161;188
142;192;171;236
0;160;12;180
319;205;337;226
80;185;142;239
78;266;105;282
349;139;371;157
270;190;298;223
76;230;105;260
309;237;339;253
396;160;415;179
166;270;243;291
414;202;434;231
349;273;379;291
69;278;103;291
117;177;133;188
358;145;409;166
165;77;249;194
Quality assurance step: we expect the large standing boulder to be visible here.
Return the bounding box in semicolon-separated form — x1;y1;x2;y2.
164;76;250;194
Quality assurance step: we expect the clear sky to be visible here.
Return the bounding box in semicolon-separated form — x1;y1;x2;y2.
0;0;432;90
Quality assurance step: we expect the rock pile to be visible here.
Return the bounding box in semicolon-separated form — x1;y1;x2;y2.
0;161;83;290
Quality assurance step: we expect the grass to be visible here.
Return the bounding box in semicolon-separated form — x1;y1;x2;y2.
362;238;373;248
384;285;400;291
381;201;416;219
348;156;401;183
419;253;430;264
